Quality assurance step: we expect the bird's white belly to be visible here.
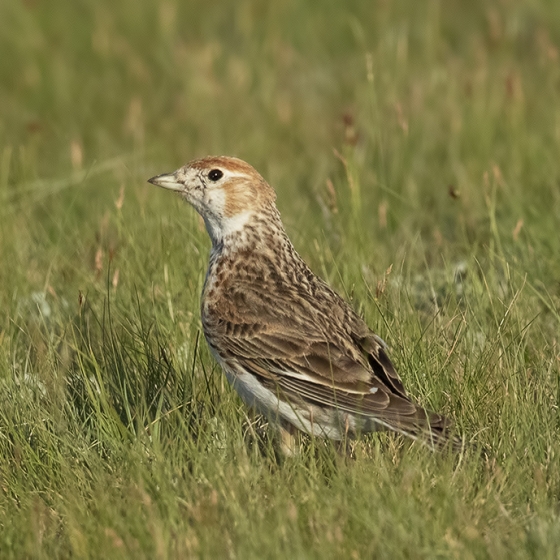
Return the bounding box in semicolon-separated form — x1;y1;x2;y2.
209;349;342;440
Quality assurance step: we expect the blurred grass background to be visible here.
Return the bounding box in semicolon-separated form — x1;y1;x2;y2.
1;0;560;557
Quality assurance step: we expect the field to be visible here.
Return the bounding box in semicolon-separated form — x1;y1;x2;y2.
1;0;560;557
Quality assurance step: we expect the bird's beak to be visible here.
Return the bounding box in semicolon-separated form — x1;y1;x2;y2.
148;172;184;192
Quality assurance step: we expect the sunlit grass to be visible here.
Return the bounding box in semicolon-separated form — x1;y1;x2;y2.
1;0;560;557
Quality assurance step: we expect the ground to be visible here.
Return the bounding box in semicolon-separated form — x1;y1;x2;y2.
1;0;560;558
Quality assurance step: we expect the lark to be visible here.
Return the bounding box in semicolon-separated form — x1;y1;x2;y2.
149;156;460;452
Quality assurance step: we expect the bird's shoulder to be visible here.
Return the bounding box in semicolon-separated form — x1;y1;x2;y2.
201;243;360;334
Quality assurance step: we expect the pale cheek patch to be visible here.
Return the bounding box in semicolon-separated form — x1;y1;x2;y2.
203;185;253;241
205;187;227;218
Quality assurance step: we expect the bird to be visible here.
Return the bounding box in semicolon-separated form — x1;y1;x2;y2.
149;156;461;453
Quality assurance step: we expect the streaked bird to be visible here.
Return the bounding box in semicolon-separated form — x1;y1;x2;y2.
149;156;460;452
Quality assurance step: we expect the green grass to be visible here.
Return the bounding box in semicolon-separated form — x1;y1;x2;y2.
1;0;560;557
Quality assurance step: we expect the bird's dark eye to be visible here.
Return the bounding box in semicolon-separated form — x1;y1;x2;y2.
208;169;223;182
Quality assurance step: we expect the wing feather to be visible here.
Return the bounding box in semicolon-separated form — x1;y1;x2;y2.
204;281;452;437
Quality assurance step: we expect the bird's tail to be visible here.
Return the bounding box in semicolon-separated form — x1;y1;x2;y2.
416;417;464;452
403;408;464;452
363;407;464;452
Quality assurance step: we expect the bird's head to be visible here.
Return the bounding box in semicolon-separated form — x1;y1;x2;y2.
149;156;277;245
